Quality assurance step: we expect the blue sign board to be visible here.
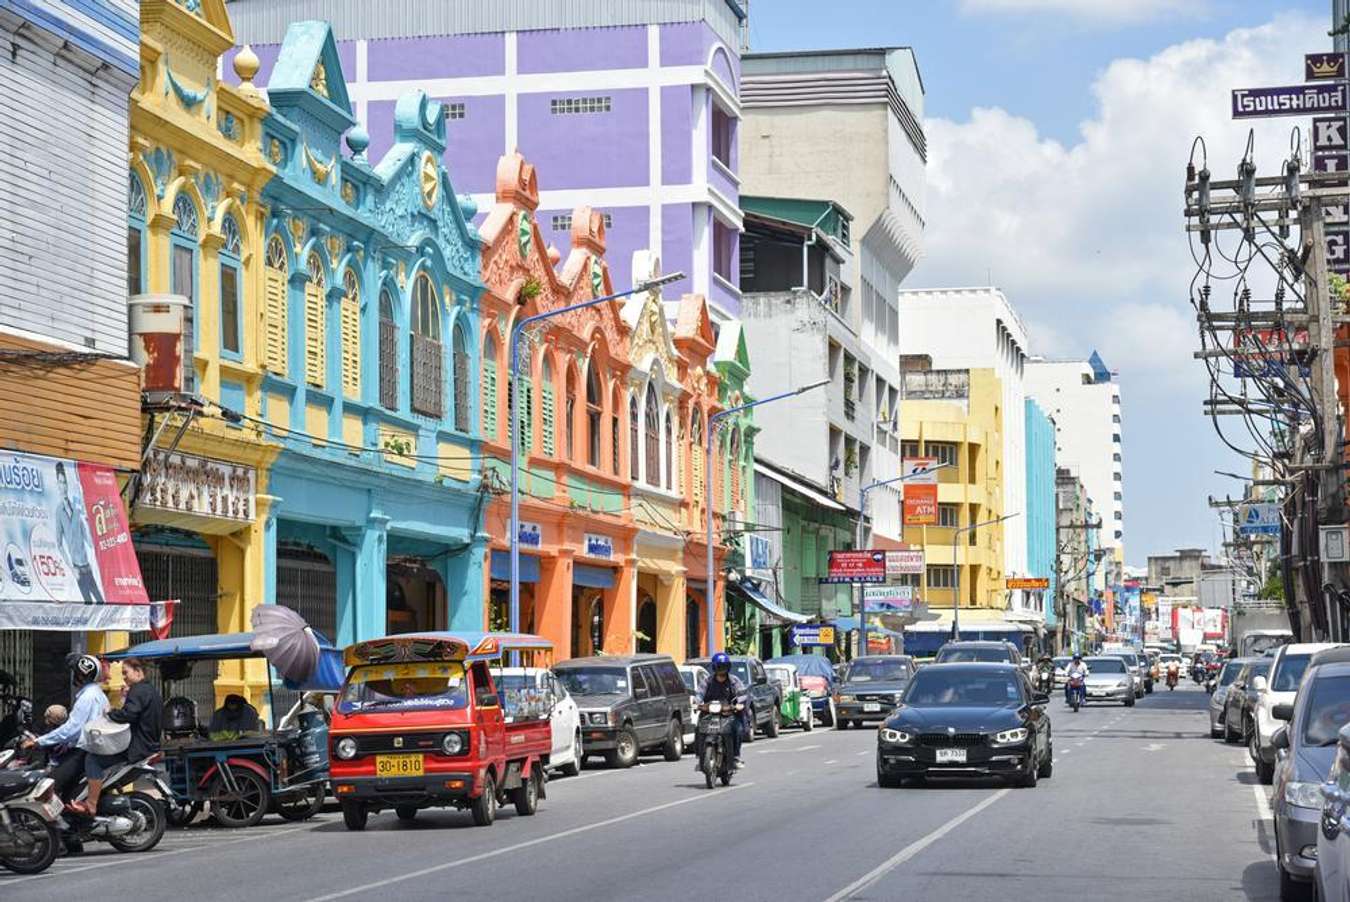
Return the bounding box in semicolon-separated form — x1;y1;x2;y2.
1238;502;1281;536
748;535;771;571
790;624;836;647
584;533;613;559
1232;83;1347;119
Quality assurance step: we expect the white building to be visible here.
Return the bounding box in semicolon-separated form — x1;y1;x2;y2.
1024;352;1124;588
740;47;927;544
897;287;1032;618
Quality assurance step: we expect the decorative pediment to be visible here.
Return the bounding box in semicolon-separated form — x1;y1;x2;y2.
495;152;538;211
674;293;716;361
265;21;354;136
623;251;680;378
714;319;752;381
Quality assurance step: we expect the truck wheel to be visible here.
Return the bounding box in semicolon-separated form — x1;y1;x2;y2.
559;732;583;777
512;768;540;817
766;708;781;738
605;727;638;768
662;720;684;761
340;801;368;832
395;805;418;822
471;773;497;826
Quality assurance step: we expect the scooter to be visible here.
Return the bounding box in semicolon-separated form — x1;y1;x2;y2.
1165;666;1179;691
0;671;33;750
0;761;61;874
695;701;742;789
1066;676;1085;713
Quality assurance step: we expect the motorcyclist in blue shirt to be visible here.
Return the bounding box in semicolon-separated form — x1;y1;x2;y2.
698;652;748;770
22;654;108;802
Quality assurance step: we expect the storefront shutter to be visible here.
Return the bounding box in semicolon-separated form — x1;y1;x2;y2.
340;272;360;398
263;263;287;375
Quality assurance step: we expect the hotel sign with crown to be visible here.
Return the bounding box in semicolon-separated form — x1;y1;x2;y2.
1307;55;1350;274
1231;82;1347;119
1308;53;1347;81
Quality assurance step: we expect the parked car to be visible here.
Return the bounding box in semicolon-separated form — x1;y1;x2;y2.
934;641;1023;666
1223;657;1272;744
768;654;837;726
554;654;692;768
677;664;709;741
687;655;781;739
1270;647;1350;898
496;667;582;777
1251;643;1343;784
1208;658;1250;739
875;662;1052;788
833;655;915;728
1081;656;1136;707
765;663;814;731
1314;721;1350;902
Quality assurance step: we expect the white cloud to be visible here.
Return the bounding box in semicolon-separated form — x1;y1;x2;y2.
958;0;1203;25
907;13;1322;561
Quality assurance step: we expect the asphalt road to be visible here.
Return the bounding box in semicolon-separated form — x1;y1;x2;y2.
0;683;1281;901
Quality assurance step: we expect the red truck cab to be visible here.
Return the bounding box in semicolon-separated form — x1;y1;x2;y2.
328;631;554;830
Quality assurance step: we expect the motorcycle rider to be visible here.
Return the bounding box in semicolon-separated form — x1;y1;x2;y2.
1064;654;1090;705
21;655;108;803
698;652;748;770
76;657;162;816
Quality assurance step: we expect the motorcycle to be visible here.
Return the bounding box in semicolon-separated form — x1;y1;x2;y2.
0;671;33;751
1034;666;1055;695
1066;676;1085;713
0;760;61;874
696;701;742;789
1165;666;1179;691
1204;674;1217;695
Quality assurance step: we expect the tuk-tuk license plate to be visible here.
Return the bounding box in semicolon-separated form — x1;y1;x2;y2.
375;754;424;777
935;748;966;764
863;703;881;713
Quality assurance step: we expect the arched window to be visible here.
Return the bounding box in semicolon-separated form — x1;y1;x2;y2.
340;269;360;398
629;394;639;480
171;194;200;391
482;333;499;440
664;409;675;490
690;409;704;511
686;597;701;660
263;235;289;375
304;253;327;388
513;350;533;455
644;384;660;487
378;288;397;409
565;367;578;461
586;366;602;468
453;321;470;433
610;385;621;475
218;216;243;359
540;356;556;457
127;173;147;297
410;272;442;416
637;597;657;654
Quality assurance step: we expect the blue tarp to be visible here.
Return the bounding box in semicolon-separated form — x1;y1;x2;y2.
767;654;836;683
574;564;616;589
490;550;540;582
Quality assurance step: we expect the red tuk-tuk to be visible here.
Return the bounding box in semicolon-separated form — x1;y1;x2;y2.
328;631;554;830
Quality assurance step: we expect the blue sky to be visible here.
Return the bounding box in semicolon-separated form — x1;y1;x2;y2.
749;1;1332;566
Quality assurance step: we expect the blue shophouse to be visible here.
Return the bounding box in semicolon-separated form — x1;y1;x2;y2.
256;22;486;645
1025;399;1057;647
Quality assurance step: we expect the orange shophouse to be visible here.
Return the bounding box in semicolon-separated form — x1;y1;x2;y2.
478;153;638;659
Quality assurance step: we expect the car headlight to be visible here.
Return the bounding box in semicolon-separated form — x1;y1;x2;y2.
334;737;358;760
837;694;856;703
1285;781;1324;810
441;732;464;755
991;727;1029;746
1116;679;1131;689
879;728;912;744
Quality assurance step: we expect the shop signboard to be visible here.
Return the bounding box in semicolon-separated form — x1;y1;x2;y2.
789;624;836;647
862;584;914;613
1006;577;1050;590
1237;502;1280;537
885;548;923;576
0;450;150;629
138;450;256;522
822;550;887;584
583;533;613;560
748;534;772;571
518;521;542;548
901;457;938;526
1231;82;1347;119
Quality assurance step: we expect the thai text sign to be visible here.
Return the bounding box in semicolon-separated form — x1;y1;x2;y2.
1006;577;1050;590
0;451;149;630
886;548;924;576
1232;83;1347;119
863;584;914;612
583;533;612;559
790;624;836;647
1238;502;1281;536
822;550;887;584
901;457;939;526
139;450;255;522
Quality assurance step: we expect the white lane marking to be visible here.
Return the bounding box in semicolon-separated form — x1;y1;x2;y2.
822;788;1012;902
304;783;756;901
856;751;871;757
824;759;839;765
1;826;309;886
1253;783;1275;824
1142;743;1166;752
757;744;821;755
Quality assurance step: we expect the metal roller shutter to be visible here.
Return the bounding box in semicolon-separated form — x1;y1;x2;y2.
133;542;220;711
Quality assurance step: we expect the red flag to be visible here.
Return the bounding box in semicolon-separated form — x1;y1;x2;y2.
149;600;177;641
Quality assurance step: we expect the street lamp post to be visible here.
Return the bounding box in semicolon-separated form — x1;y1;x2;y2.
508;272;684;637
951;513;1019;640
853;461;953;657
705;380;829;655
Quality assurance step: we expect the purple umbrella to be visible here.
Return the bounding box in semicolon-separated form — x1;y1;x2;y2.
250;606;320;683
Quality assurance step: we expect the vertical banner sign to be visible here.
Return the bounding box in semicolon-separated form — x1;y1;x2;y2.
901;457;939;526
1309;68;1350;275
0;451;150;630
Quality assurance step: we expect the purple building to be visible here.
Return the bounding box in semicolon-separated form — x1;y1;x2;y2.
225;0;747;319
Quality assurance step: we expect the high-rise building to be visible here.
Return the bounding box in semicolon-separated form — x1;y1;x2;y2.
739;47;927;544
226;0;748;318
1024;352;1124;586
897;287;1030;615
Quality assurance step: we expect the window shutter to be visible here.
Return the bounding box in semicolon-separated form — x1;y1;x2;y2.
541;382;555;457
304;279;325;388
482;359;498;440
340;296;360;398
264;267;288;375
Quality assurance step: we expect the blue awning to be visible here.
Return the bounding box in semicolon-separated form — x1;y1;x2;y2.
831;617;906;640
574;564;616;589
490;550;540;583
728;579;811;624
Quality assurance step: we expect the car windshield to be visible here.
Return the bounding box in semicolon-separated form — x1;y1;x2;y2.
1272;654;1311;692
1161;655;1181;663
1218;662;1244;686
1053;657;1071;668
495;674;533;692
730;663;751;685
1086;658;1127;674
679;671;697;691
937;646;1009;663
339;662;468;712
1248;635;1292;657
1303;675;1350;746
766;668;792;687
1249;661;1271;680
903;670;1022;706
557;667;629;696
845;659;911;682
1113;654;1139;667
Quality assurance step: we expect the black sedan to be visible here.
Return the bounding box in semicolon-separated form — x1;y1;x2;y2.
876;663;1053;789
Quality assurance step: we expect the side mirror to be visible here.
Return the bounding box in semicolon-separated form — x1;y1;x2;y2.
479;694;499;708
1251;676;1268;693
1032;694;1050;706
1273;703;1295;722
1272;726;1290;751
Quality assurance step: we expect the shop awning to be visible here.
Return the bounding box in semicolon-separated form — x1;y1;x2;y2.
754;462;846;512
574;564;615;589
490;551;540;583
905;609;1032;633
728;579;812;623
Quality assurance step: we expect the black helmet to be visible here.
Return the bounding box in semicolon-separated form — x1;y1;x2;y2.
66;653;101;685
